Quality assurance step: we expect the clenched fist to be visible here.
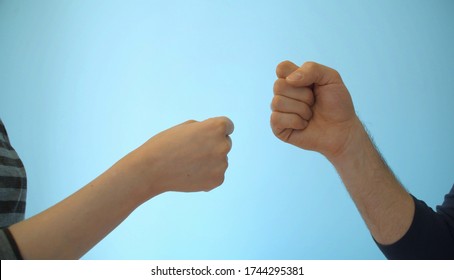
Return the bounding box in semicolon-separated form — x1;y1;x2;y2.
270;61;359;159
120;116;234;198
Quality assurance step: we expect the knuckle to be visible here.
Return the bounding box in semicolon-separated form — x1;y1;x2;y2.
289;116;299;127
297;117;306;128
215;172;226;186
205;172;225;191
217;116;229;124
299;104;312;120
216;117;227;128
305;108;313;119
276;61;290;75
226;139;233;153
303;61;317;71
332;69;341;80
270;112;284;129
273;78;286;95
202;118;215;128
271;96;281;111
278;60;292;67
277;60;296;73
219;158;229;172
213;116;226;126
217;120;229;135
302;90;315;105
205;117;225;132
295;117;308;129
219;142;230;154
222;158;229;170
213;117;233;135
270;112;279;127
203;184;216;192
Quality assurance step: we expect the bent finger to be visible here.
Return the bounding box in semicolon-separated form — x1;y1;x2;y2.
270;111;308;130
271;95;313;121
276;60;299;79
273;79;315;106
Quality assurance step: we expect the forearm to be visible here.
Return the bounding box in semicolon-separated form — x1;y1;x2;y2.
6;117;232;259
8;157;160;259
327;118;415;245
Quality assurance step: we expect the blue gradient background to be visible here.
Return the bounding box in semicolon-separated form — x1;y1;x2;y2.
0;0;453;259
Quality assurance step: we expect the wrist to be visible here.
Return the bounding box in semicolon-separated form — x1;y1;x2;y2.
109;151;165;206
324;117;371;167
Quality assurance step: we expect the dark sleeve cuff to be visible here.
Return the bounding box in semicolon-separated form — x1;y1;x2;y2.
0;228;23;260
375;195;454;260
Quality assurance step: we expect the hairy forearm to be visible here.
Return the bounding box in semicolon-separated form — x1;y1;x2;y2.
9;157;160;259
327;118;415;245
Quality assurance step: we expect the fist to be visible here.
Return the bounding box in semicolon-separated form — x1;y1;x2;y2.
127;117;234;195
270;61;358;159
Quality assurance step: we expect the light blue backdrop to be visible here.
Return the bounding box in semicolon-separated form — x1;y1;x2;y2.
1;0;453;259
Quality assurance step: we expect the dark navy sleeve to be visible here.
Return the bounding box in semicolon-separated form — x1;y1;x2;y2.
376;185;454;259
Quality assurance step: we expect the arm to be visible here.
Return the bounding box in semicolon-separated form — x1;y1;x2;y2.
327;118;415;245
270;61;414;246
8;117;234;259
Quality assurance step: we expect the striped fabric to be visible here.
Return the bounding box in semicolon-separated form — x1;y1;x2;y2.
0;119;27;228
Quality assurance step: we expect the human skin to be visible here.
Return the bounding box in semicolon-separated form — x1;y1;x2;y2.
270;61;414;245
9;116;234;259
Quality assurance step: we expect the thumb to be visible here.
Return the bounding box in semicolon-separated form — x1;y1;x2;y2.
285;61;343;87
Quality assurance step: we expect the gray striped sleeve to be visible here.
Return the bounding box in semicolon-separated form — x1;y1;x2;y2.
0;228;21;260
0;119;27;228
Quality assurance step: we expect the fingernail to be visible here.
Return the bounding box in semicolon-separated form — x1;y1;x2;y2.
286;71;303;81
